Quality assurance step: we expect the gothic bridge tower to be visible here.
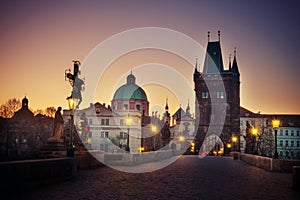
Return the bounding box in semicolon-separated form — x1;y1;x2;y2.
194;31;240;154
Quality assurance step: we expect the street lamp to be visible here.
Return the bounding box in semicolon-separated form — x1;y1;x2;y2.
125;114;132;152
226;143;232;149
151;124;158;150
231;135;238;151
251;127;258;154
67;97;78;157
272;118;280;159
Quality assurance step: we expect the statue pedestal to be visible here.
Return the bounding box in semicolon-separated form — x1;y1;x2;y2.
41;137;67;157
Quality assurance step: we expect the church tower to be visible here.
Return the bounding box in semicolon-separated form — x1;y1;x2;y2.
194;31;240;154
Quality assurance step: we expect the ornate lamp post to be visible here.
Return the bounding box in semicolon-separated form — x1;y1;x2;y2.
272;118;280;159
151;124;158;150
251;127;258;154
67;97;78;157
125;114;132;152
231;135;238;151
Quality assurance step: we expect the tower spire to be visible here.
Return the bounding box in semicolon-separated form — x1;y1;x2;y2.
229;54;232;71
195;57;198;72
218;30;220;41
165;97;169;112
186;98;191;116
231;47;240;75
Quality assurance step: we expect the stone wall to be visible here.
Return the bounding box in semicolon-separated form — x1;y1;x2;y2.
104;150;174;166
231;152;300;173
0;157;76;193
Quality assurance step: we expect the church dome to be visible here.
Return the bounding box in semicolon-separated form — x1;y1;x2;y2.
113;73;147;101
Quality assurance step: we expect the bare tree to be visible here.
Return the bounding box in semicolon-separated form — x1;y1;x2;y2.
33;109;44;116
257;127;274;157
44;107;56;118
0;98;21;118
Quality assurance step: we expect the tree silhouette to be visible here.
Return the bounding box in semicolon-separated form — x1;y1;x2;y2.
33;109;44;116
44;107;56;118
0;98;21;118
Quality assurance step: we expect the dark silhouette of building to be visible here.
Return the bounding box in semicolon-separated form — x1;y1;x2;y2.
193;31;240;153
0;97;53;160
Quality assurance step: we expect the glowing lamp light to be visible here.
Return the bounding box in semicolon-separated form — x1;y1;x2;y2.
67;97;79;110
272;119;280;129
232;136;238;143
151;125;158;133
213;150;217;156
139;147;144;152
125;116;133;126
179;135;185;142
251;127;258;136
226;143;232;148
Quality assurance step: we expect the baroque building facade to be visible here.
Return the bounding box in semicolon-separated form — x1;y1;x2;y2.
65;72;171;153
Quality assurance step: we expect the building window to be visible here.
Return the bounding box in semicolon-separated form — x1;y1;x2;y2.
216;92;224;99
123;104;128;110
285;140;288;147
101;119;109;125
202;92;209;99
100;131;109;138
120;119;124;126
279;151;283;156
89;119;93;125
285;130;288;136
291;130;294;136
297;141;300;147
279;140;283;147
291;141;294;147
297;130;299;136
136;105;141;111
119;132;127;139
280;130;283;136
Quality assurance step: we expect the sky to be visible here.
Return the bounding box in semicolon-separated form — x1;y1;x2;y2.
0;0;299;115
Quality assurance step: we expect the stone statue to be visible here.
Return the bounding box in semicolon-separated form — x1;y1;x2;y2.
53;107;64;140
66;61;84;108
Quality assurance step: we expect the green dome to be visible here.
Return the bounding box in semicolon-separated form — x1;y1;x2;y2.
113;73;148;101
113;83;148;101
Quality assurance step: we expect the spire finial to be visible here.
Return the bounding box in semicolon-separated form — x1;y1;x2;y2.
195;57;198;71
188;98;190;106
165;97;169;111
207;31;210;42
218;30;220;41
234;46;237;57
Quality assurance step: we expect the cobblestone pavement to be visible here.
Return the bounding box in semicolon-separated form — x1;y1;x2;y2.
15;156;299;200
